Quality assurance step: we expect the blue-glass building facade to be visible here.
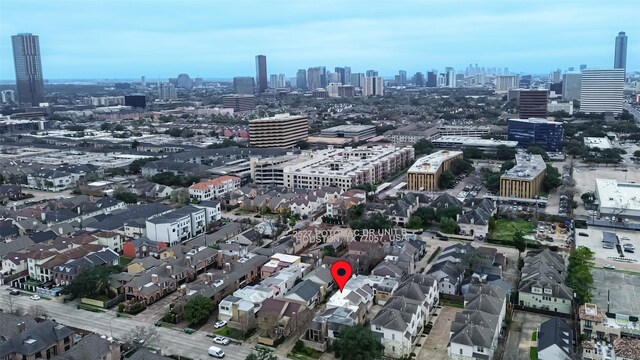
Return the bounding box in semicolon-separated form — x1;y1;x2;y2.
507;119;563;152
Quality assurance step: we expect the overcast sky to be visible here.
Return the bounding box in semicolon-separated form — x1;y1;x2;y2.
0;0;637;80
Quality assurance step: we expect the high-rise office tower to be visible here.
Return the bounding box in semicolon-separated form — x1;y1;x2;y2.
580;69;625;114
580;64;587;71
141;76;146;87
194;77;203;87
344;67;351;85
176;73;192;89
562;73;582;101
614;31;627;71
551;69;562;83
413;72;425;86
296;69;307;90
445;67;456;88
362;76;384;96
233;76;255;95
319;66;327;88
365;70;378;77
518;89;549;119
269;74;278;89
255;55;268;94
307;67;322;90
12;33;45;106
426;71;437;87
335;67;345;85
568;67;575;72
398;70;407;86
278;74;287;88
519;75;532;88
350;73;364;88
158;83;177;100
328;71;341;84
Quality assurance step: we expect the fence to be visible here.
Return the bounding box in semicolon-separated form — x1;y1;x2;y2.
80;293;124;309
512;304;572;319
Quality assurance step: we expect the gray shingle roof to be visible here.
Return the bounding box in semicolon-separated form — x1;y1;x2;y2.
537;317;572;356
51;333;113;360
287;279;321;301
0;320;74;357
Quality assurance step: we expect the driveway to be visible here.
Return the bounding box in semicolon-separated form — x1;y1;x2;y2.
504;310;551;360
416;306;463;360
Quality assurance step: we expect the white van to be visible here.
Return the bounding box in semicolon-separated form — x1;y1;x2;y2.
208;346;225;358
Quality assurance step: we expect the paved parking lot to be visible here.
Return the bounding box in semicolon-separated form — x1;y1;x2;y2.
575;228;640;272
417;306;463;360
504;311;552;360
592;268;640;316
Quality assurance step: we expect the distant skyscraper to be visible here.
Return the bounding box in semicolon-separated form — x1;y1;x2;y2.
12;33;45;106
307;67;321;90
580;69;625;114
319;66;327;88
614;31;627;71
344;67;351;85
296;69;307;91
551;69;562;83
194;77;203;87
176;73;192;89
580;64;587;71
398;70;407;86
255;55;268;94
328;71;341;84
426;71;437;87
233;77;255;95
562;73;581;101
350;73;364;88
141;76;146;87
362;76;384;96
518;90;549;119
158;83;177;100
495;75;519;92
568;67;575;72
278;74;287;88
335;67;345;85
269;74;278;89
365;70;378;77
413;72;425;86
445;67;456;88
519;75;532;88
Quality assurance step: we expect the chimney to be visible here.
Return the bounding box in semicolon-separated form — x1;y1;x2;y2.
41;212;46;221
225;263;231;272
206;272;213;283
17;322;26;333
166;265;172;275
151;274;158;284
456;214;460;222
185;256;192;266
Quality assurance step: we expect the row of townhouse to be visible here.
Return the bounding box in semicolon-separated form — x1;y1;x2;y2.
144;202;221;245
518;249;573;314
188;175;241;201
448;284;507;360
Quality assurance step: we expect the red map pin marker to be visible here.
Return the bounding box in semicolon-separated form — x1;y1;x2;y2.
331;260;353;293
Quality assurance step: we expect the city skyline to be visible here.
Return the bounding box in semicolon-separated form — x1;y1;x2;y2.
0;0;638;80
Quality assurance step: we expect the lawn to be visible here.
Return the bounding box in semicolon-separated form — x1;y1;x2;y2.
491;219;534;241
530;347;538;360
119;256;132;266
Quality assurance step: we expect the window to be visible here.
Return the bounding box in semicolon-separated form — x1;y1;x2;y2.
476;346;484;353
460;349;463;355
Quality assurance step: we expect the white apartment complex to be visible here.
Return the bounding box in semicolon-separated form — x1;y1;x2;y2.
362;76;384;96
145;203;220;245
188;175;241;201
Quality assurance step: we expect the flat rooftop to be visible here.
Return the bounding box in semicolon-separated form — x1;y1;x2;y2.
584;137;612;149
408;150;463;174
596;179;640;211
508;118;559;125
307;136;352;145
249;113;307;123
432;136;518;147
591;268;640;317
502;151;546;180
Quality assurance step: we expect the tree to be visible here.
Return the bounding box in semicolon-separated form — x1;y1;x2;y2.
60;266;116;299
633;150;640;158
413;139;434;156
333;325;383;360
245;347;278;360
349;212;393;233
581;192;596;205
463;146;483;159
127;326;160;352
30;304;46;319
438;171;456;189
543;164;562;192
488;216;496;231
512;230;526;257
128;157;159;174
450;158;474;175
413;207;437;227
527;145;549;161
113;186;138;204
500;160;516;172
567;246;595;304
496;145;517;160
131;140;140;149
483;171;501;193
406;215;423;229
170;188;190;205
439;217;458;234
183;295;214;325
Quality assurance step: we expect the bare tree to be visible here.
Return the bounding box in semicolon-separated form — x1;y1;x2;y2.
29;304;46;319
126;325;160;351
257;312;281;339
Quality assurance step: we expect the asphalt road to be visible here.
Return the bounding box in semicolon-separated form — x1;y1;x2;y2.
0;286;283;360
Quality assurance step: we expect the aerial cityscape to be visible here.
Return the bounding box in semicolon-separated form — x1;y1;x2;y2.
1;1;640;360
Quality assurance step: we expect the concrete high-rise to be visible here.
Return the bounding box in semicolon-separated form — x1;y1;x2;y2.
445;67;456;88
296;69;307;90
426;71;437;87
278;74;287;88
413;72;425;86
269;74;278;89
362;76;384;96
249;114;309;148
398;70;407;86
335;67;345;85
158;83;177;100
518;90;549;119
344;67;351;85
307;67;321;90
350;73;364;88
614;31;627;71
319;67;327;88
12;33;45;106
562;73;581;101
233;77;255;95
176;73;192;89
366;70;378;77
255;55;268;94
580;69;625;114
495;75;519;92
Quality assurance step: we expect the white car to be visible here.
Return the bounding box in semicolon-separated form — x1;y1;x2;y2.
30;294;41;301
213;320;227;329
603;264;616;270
213;336;230;345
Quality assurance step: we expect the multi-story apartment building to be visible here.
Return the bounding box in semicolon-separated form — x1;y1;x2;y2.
507;118;563;152
188;176;241;201
518;89;549;119
362;76;384;96
580;69;625;114
406;150;463;191
249;114;308;148
499;151;546;199
145;205;207;245
222;94;256;112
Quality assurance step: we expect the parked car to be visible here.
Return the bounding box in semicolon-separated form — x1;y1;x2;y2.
624;248;635;253
30;294;41;301
603;264;616;270
9;289;20;295
208;346;225;358
578;232;588;237
213;321;227;329
213;336;230;345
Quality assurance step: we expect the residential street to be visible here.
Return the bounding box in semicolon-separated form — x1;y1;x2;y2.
0;286;284;360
